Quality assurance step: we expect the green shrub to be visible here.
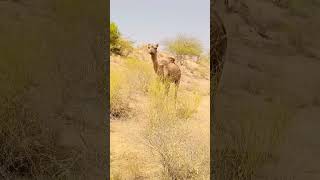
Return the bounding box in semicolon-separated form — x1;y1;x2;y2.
110;22;120;46
165;35;203;61
110;22;121;54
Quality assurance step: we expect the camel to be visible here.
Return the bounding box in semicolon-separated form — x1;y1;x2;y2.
147;43;181;99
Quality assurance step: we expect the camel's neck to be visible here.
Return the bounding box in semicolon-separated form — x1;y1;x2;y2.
151;53;158;73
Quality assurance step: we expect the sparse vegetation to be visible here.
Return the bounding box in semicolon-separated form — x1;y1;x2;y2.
195;54;210;79
110;57;153;117
143;80;208;179
198;53;210;65
110;67;129;118
111;152;146;180
0;91;83;179
124;57;154;93
176;91;201;119
212;102;292;180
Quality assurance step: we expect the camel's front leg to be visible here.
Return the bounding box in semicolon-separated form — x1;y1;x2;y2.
162;67;170;96
174;86;178;100
174;81;180;105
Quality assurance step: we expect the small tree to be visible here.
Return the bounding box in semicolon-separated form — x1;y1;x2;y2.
110;22;134;56
110;22;121;54
165;35;203;62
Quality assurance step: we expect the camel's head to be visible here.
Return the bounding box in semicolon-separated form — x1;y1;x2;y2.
147;43;158;55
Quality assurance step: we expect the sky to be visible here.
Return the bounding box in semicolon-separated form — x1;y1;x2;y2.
110;0;210;51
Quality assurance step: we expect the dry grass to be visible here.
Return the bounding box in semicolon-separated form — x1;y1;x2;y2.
110;57;154;118
176;91;201;120
110;67;129;118
0;93;84;179
212;101;292;180
124;57;154;93
111;152;147;180
0;56;80;179
142;80;208;179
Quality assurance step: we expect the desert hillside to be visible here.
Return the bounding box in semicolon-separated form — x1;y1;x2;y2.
214;0;320;179
110;45;210;179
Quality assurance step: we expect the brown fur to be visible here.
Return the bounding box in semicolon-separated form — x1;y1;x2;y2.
147;43;181;99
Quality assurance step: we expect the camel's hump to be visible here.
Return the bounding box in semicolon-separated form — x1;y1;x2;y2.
167;57;175;63
158;59;169;65
158;57;176;65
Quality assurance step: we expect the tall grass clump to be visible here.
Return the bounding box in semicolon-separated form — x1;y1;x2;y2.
124;58;154;93
212;102;292;180
142;80;209;179
110;67;129;118
176;91;201;119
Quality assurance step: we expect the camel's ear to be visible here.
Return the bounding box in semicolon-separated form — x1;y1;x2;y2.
155;44;159;48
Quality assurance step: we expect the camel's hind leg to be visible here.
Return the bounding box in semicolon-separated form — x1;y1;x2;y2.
161;77;170;96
